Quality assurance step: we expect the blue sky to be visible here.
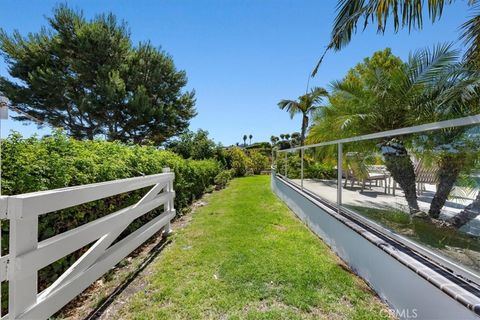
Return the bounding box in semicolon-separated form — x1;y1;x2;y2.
0;0;470;145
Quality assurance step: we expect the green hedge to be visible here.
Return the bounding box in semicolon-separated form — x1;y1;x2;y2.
1;131;221;288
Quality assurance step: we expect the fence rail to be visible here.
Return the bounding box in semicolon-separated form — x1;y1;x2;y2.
0;169;175;319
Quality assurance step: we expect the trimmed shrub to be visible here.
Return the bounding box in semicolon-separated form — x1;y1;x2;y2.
214;169;234;189
227;147;252;177
306;163;336;179
249;151;270;174
1;131;221;288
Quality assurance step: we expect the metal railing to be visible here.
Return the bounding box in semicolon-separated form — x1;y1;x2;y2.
275;114;480;286
0;169;175;319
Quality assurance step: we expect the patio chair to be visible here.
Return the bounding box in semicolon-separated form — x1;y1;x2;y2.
414;160;439;195
343;154;388;193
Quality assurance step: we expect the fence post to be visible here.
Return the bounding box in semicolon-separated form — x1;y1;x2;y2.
337;143;343;206
9;198;38;318
162;167;173;234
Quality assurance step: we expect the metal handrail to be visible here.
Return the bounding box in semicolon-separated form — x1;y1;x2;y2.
277;114;480;153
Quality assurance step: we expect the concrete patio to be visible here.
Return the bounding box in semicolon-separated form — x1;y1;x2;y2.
292;178;480;235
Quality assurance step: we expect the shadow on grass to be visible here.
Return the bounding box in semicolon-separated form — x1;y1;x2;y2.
84;237;172;320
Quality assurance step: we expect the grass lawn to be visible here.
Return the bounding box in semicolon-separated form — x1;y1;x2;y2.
117;176;392;319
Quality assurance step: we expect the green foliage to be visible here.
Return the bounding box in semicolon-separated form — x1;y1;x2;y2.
224;148;271;177
0;5;195;144
245;141;271;149
227;147;252;177
214;170;234;189
249;151;270;174
305;163;337;179
276;153;336;180
327;0;480;68
278;87;328;146
1;131;220;288
166;129;221;160
308;46;480;216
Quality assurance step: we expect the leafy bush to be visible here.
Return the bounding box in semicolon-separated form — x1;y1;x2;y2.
276;153;335;179
249;151;270;174
276;153;302;178
1;131;221;288
305;163;336;179
214;170;234;189
165;129;221;160
227;147;253;177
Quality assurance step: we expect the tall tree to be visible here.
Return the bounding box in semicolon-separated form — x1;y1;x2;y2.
278;87;328;146
0;5;196;144
249;134;253;145
165;129;217;160
270;135;279;146
313;0;480;75
243;134;247;146
410;61;480;218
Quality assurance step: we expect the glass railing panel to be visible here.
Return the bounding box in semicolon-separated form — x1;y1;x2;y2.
340;125;480;276
300;145;338;205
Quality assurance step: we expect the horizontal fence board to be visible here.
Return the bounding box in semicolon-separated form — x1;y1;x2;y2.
15;192;174;277
0;255;9;282
0;197;7;219
9;173;174;218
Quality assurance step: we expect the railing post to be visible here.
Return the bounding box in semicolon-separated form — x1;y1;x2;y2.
337;143;343;206
9;198;38;318
271;147;274;168
301;148;304;190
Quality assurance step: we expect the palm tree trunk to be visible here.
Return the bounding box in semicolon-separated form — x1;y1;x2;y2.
428;155;463;219
300;114;309;146
381;139;419;214
449;192;480;228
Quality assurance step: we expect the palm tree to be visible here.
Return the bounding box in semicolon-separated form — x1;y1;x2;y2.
312;0;480;75
291;132;301;147
242;135;247;147
270;135;279;146
278;87;329;146
450;193;480;228
249;134;253;145
308;45;465;214
279;134;285;140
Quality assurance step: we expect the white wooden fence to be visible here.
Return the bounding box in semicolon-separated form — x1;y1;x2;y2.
0;169;175;319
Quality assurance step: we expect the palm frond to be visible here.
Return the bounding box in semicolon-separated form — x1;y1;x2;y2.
278;99;301;119
407;43;459;86
330;0;453;50
461;4;480;68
